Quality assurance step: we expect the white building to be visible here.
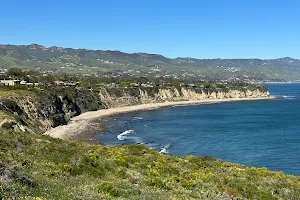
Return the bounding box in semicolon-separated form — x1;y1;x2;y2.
0;80;21;86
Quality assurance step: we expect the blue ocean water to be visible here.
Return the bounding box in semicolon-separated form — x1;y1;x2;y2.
96;84;300;175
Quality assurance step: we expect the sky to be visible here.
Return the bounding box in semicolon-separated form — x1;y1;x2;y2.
1;0;300;59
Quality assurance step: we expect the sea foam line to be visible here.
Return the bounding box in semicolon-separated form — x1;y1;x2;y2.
282;95;297;99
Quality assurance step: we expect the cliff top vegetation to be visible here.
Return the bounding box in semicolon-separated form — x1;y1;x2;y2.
0;67;268;93
1;129;299;199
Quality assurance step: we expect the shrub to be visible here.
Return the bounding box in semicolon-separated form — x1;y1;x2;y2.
96;182;119;197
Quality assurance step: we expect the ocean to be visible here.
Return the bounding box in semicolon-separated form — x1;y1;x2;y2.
96;83;300;175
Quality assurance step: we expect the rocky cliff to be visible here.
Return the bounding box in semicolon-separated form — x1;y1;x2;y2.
0;86;270;133
0;87;104;133
99;87;270;108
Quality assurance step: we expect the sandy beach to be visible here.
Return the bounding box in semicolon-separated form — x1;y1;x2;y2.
44;96;275;140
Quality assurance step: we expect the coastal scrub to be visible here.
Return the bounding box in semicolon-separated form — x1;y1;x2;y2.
0;130;299;199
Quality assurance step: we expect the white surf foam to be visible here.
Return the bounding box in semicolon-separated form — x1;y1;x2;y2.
282;95;296;99
117;130;135;140
134;117;144;120
159;144;171;154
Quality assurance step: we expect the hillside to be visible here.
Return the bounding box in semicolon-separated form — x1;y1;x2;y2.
1;44;300;81
1;129;300;200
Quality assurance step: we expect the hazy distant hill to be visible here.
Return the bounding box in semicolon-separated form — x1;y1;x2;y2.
1;44;300;81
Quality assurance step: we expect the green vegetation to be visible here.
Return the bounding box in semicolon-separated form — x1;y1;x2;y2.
225;82;268;92
0;67;268;92
0;129;299;199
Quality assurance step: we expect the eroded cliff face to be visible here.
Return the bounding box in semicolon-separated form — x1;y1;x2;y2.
0;87;104;133
0;86;269;133
99;87;270;108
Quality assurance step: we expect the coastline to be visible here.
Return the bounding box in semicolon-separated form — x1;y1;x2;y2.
44;96;276;140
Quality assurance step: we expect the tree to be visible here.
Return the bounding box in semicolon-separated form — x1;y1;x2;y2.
7;68;23;77
41;74;56;85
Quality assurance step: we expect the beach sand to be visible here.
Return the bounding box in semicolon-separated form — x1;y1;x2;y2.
44;96;275;140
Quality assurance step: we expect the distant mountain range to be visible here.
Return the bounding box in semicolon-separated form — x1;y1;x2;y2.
1;44;300;81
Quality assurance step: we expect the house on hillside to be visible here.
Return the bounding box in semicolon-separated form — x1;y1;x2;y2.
141;83;153;88
187;84;197;88
19;80;39;86
20;80;27;85
54;81;78;86
0;80;21;86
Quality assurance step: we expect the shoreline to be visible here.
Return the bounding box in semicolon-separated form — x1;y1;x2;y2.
44;96;276;140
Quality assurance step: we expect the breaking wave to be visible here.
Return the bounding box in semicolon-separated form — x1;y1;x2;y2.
117;130;143;143
117;130;135;140
159;143;171;154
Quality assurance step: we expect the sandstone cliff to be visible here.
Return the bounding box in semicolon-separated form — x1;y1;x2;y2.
0;86;270;133
99;87;270;108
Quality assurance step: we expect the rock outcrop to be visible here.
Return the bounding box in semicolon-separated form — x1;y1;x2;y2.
0;87;105;133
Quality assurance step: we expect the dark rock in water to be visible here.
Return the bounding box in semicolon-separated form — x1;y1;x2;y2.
275;96;286;99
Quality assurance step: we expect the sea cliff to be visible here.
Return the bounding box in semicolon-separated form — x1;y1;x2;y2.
0;86;269;133
100;87;270;107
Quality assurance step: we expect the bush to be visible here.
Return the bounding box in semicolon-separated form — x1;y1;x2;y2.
96;182;119;197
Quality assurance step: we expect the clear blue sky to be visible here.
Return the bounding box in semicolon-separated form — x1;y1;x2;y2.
1;0;299;59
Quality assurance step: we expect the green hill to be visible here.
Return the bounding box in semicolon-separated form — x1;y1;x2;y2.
1;44;300;81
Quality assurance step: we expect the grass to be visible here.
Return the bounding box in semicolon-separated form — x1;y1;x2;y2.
0;129;299;200
0;111;17;125
0;89;31;97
